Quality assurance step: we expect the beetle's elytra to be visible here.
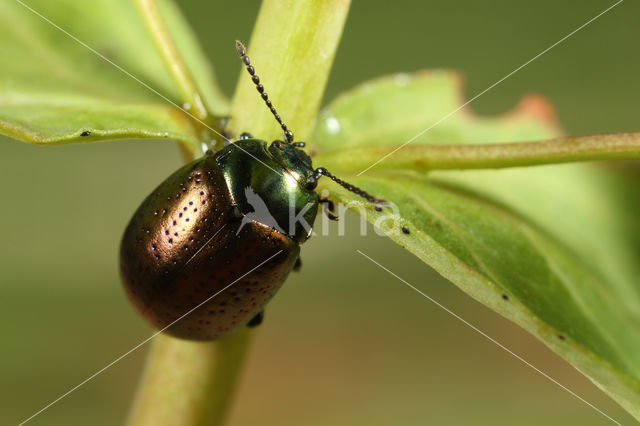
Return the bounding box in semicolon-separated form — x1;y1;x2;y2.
121;140;316;340
120;41;383;341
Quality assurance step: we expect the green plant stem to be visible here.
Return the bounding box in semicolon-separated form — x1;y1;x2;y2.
229;0;351;140
134;0;209;122
126;1;257;424
125;330;253;426
126;1;351;425
315;133;640;173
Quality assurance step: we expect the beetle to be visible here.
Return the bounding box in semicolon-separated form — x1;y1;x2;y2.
120;41;383;341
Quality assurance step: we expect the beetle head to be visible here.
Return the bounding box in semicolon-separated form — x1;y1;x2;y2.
267;139;315;187
236;40;385;205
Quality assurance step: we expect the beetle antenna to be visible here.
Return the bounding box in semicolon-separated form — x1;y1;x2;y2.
236;41;294;143
314;168;386;204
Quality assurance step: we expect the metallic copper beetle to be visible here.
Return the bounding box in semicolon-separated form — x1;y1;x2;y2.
120;42;383;341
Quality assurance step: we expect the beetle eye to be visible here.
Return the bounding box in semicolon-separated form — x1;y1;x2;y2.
271;140;285;149
293;142;306;148
305;176;318;190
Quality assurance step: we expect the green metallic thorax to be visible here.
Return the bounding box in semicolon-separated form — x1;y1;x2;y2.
214;139;319;243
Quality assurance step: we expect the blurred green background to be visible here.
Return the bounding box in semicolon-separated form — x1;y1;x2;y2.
1;0;639;425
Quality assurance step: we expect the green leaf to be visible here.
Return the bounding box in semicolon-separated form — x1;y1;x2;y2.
0;0;227;149
312;71;640;419
311;70;560;151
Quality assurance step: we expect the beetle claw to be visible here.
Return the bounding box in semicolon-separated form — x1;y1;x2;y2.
324;210;339;221
247;309;265;328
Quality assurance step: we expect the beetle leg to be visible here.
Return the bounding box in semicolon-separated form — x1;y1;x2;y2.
322;198;335;211
247;309;264;328
293;257;302;272
324;209;339;221
319;197;339;221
